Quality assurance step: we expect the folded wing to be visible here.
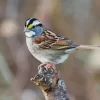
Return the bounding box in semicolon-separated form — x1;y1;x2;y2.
33;30;79;50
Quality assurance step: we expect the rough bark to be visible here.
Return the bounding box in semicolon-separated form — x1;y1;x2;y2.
31;63;69;100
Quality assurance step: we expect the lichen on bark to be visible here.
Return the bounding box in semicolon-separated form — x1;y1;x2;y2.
31;63;69;100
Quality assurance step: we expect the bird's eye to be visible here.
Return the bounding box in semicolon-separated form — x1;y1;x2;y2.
28;24;33;29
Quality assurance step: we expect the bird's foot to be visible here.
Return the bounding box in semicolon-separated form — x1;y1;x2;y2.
38;63;57;74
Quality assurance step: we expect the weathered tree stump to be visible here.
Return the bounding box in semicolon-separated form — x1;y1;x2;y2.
31;63;69;100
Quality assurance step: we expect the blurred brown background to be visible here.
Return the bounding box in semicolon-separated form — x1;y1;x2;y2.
0;0;100;100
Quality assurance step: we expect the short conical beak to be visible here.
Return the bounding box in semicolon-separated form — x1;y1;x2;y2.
24;28;29;32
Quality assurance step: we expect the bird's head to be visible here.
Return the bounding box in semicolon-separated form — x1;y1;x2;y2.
24;18;44;38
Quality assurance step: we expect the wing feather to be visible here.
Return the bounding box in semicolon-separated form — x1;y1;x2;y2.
33;30;79;49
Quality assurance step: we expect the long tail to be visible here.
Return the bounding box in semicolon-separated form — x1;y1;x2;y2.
76;45;100;50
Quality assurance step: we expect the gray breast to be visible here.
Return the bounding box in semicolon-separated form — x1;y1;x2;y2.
26;37;75;64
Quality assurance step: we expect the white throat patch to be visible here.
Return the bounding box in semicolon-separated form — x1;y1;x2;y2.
25;31;36;38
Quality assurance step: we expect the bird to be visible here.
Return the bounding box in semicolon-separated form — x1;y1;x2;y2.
24;18;100;65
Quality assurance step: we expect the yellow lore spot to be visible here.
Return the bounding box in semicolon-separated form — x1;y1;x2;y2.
28;24;33;29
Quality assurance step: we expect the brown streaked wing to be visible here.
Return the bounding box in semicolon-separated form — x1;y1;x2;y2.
33;30;78;49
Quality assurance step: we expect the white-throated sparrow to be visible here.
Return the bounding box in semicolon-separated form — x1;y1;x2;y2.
24;18;100;64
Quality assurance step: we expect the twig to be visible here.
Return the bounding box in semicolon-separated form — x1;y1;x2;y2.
31;63;69;100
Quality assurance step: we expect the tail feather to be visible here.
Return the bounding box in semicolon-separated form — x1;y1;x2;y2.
76;45;100;50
